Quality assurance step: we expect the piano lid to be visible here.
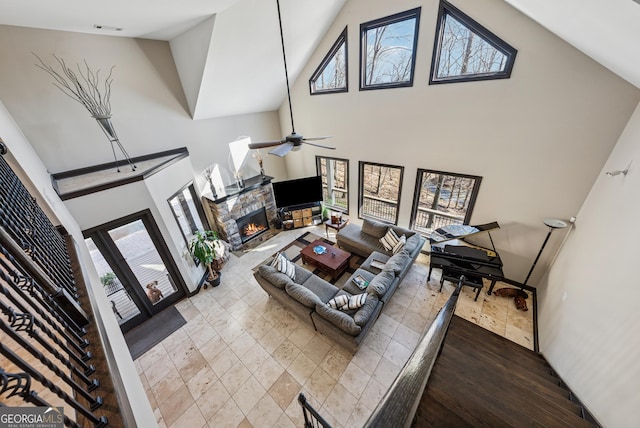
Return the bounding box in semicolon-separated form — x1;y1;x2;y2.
429;221;500;243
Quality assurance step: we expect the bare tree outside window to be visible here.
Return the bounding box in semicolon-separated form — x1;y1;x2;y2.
360;8;421;90
310;27;348;94
359;162;404;224
410;169;482;235
430;1;516;84
436;14;506;78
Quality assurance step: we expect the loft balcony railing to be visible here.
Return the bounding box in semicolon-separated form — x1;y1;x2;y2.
0;151;126;426
322;186;348;211
414;207;464;235
362;194;398;223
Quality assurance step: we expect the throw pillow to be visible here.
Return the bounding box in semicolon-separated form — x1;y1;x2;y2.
380;228;400;252
392;234;406;254
270;252;296;280
327;294;349;310
327;293;368;311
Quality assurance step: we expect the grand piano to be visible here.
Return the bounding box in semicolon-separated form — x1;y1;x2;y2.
427;222;504;300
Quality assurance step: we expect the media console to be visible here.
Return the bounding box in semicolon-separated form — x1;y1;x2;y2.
278;202;322;230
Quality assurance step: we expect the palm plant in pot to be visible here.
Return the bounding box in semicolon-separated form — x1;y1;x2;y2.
188;230;228;288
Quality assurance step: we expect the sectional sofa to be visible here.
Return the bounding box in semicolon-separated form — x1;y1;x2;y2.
253;219;426;352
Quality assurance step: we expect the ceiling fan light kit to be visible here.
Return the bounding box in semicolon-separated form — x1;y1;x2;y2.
248;0;335;157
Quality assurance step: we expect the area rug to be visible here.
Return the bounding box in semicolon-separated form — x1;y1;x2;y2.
124;306;186;360
253;231;366;289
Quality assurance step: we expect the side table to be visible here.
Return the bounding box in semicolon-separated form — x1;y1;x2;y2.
324;218;349;239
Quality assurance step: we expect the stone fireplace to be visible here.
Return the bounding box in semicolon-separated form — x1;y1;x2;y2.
201;175;278;251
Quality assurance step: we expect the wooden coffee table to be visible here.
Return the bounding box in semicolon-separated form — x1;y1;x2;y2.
300;239;351;281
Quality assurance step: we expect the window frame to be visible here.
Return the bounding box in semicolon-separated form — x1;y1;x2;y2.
309;26;349;95
358;161;404;225
167;181;209;252
316;156;350;214
409;168;482;236
429;0;517;85
359;7;421;91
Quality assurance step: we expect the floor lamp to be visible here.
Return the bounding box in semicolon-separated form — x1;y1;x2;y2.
523;218;568;285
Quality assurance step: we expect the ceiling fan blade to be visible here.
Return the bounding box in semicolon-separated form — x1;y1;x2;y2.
302;140;336;150
301;136;331;141
269;142;294;157
248;140;284;149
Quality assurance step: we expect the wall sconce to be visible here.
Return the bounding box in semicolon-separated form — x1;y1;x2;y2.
605;169;628;177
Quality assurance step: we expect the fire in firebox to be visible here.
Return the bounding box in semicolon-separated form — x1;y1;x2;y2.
244;222;267;237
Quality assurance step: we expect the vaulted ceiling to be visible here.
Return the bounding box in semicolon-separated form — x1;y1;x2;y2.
0;0;639;121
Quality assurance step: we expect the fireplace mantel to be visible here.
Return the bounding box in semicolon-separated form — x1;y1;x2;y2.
201;175;279;251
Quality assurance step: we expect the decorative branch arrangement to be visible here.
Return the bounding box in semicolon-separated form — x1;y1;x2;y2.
33;53;136;172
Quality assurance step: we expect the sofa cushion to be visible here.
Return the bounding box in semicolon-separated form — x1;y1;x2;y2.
258;265;295;290
285;282;323;308
403;233;422;255
380;227;400;252
301;275;340;303
271;252;296;280
354;294;379;326
360;252;390;273
342;269;376;295
361;218;389;239
315;303;362;336
384;250;411;275
368;269;396;298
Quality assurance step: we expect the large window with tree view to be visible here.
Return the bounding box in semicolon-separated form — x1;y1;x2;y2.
316;156;349;214
360;8;421;90
410;169;482;235
310;27;348;94
430;0;516;84
359;162;404;224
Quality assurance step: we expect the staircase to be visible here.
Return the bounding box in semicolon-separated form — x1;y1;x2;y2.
414;316;599;427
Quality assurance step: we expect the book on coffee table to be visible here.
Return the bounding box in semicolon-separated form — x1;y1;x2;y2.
352;275;369;290
370;259;386;270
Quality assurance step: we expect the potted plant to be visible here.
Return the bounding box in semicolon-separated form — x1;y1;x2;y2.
188;230;228;287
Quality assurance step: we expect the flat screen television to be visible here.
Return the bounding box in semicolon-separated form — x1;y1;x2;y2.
272;176;323;208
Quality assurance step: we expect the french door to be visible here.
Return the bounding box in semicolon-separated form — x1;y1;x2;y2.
84;209;187;332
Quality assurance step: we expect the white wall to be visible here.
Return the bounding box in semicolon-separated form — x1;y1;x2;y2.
0;100;157;427
0;24;286;180
538;101;640;428
281;0;640;281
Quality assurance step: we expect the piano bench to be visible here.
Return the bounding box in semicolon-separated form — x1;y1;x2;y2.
440;271;484;301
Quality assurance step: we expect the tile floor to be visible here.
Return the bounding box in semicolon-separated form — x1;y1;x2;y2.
134;225;534;428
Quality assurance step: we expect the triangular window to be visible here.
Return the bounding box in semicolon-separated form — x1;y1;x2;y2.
310;27;348;95
430;1;516;84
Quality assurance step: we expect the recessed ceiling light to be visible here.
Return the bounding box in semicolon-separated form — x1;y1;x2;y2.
93;25;123;32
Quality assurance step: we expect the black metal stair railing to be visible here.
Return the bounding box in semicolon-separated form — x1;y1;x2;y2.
0;151;118;426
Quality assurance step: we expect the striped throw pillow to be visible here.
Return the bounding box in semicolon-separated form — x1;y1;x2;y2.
327;293;368;311
393;234;407;254
270;252;296;280
380;228;400;252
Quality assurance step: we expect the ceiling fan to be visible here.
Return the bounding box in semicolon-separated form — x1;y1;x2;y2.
248;0;335;157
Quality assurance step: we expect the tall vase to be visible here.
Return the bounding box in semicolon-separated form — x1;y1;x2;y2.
93;115;136;172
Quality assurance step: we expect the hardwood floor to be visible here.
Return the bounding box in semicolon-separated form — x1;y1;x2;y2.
414;316;598;427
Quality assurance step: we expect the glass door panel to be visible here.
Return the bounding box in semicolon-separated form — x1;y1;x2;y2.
85;237;141;325
107;219;178;306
